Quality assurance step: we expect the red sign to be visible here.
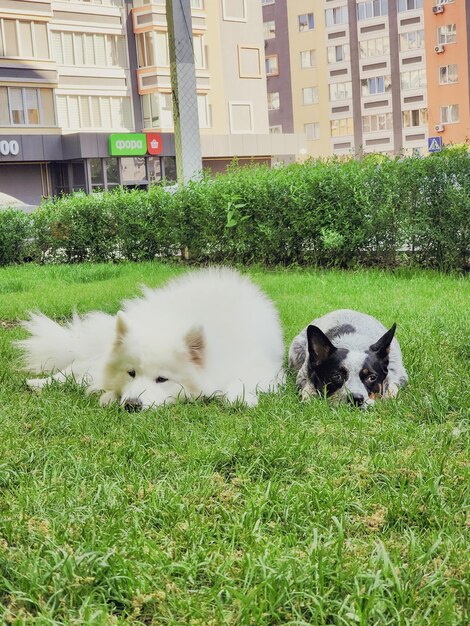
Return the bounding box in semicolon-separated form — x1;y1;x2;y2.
146;133;163;155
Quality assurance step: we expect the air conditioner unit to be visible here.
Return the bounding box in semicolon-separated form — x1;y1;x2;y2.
434;124;445;132
433;5;444;14
434;44;445;53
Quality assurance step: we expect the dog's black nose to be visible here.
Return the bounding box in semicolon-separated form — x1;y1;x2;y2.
349;393;365;406
124;398;143;412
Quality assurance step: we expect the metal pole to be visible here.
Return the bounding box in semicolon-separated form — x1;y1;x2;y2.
166;0;203;184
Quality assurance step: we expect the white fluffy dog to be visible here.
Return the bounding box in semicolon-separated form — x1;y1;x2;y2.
17;268;285;410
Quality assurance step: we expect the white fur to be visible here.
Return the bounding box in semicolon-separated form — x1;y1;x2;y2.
17;268;285;409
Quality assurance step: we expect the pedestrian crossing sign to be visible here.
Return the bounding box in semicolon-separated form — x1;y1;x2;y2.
428;137;442;152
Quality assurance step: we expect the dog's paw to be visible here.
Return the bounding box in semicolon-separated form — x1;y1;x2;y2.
385;383;399;398
25;377;48;391
99;391;118;406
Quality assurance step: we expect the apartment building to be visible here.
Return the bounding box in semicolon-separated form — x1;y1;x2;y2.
262;0;470;158
0;0;305;206
424;0;470;144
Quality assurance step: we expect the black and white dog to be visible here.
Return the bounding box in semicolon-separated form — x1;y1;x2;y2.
289;309;408;408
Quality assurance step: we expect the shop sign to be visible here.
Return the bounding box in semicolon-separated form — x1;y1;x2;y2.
109;133;147;156
146;133;163;155
0;139;20;156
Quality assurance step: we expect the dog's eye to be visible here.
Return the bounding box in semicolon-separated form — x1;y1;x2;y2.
155;377;168;384
331;372;343;384
127;370;136;378
366;374;377;384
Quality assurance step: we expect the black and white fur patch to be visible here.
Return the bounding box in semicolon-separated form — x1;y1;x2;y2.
288;309;408;409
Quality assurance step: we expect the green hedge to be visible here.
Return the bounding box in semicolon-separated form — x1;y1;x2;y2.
1;148;469;270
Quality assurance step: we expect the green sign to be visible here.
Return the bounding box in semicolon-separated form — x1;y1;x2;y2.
109;133;147;156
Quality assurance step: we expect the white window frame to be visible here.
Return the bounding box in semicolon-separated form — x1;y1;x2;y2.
298;13;314;32
437;24;456;45
228;101;253;134
302;86;318;105
300;49;316;68
398;0;423;12
304;122;319;141
329;81;352;101
440;104;459;124
222;0;247;23
439;64;458;85
325;6;348;27
267;91;280;110
265;54;279;76
357;1;388;21
399;29;424;51
263;20;276;40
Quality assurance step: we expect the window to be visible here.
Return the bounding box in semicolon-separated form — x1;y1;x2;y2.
197;94;211;128
261;0;275;5
304;122;319;140
436;0;454;4
402;108;427;128
362;112;392;132
89;158;104;191
239;46;261;78
398;0;423;11
302;86;318;105
399;30;424;51
52;31;126;67
267;92;280;110
360;37;390;57
325;6;348;26
106;158;120;188
263;20;276;39
329;81;352;101
121;157;147;183
269;125;282;134
437;24;457;44
0;87;56;126
193;35;207;68
327;44;350;63
136;31;156;67
330;118;353;137
222;0;246;21
400;69;427;90
357;1;388;21
361;75;391;96
439;64;458;84
0;19;50;59
191;0;204;8
159;93;173;128
141;92;160;128
265;55;278;75
57;95;132;130
229;102;253;133
298;13;314;32
440;104;459;123
300;49;316;68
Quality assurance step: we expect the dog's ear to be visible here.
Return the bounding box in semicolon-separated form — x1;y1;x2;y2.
370;323;396;359
115;311;129;344
185;325;205;366
307;325;336;365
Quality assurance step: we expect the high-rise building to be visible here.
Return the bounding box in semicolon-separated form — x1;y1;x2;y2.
0;0;304;206
262;0;470;158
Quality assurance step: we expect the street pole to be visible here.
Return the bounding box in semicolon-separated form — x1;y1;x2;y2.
166;0;203;185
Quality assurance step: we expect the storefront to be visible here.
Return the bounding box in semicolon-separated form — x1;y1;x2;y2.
0;132;177;206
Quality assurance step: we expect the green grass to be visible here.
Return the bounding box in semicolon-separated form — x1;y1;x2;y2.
0;263;469;625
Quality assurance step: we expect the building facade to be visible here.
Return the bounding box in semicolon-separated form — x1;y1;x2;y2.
0;0;305;206
262;0;470;158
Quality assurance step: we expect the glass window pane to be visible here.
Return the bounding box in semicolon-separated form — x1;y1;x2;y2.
25;88;39;124
40;88;55;125
147;156;161;183
4;20;19;56
9;88;24;124
121;156;146;182
0;87;9;124
19;22;33;57
105;158;120;184
74;34;85;65
90;158;104;188
34;22;49;58
62;32;74;64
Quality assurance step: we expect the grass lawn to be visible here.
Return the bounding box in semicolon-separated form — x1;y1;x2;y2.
0;263;469;626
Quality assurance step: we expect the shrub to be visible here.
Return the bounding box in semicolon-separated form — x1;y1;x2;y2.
0;209;33;265
0;149;469;270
